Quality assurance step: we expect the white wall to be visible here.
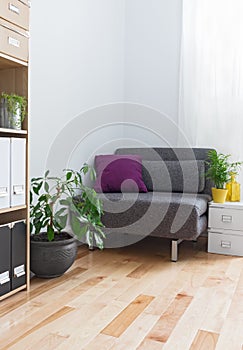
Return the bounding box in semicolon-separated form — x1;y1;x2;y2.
30;0;126;177
124;0;182;134
30;0;182;176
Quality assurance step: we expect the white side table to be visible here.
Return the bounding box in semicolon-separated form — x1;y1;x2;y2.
208;201;243;256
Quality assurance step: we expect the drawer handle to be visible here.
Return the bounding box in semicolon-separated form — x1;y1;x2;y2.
221;240;231;249
221;215;232;223
9;3;20;15
8;36;20;48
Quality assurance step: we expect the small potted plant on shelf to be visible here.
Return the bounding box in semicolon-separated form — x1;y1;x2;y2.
30;164;105;278
206;150;242;203
0;92;27;130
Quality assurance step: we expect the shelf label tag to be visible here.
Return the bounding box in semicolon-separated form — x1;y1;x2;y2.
0;271;10;285
8;36;20;48
0;187;8;197
9;3;20;14
14;265;25;278
13;185;24;195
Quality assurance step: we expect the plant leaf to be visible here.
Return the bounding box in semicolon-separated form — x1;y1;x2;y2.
94;232;104;249
70;215;82;236
44;182;49;192
33;182;43;195
47;225;54;241
56;214;68;230
66;171;72;181
86;229;93;247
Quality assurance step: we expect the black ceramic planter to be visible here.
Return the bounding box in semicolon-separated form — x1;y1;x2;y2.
30;234;77;278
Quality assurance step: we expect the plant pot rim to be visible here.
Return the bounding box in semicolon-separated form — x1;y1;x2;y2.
30;233;76;247
212;187;228;191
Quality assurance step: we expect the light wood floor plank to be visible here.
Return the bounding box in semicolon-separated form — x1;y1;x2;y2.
147;293;193;343
101;294;154;338
108;311;159;350
25;332;70;350
197;256;241;334
83;334;116;350
199;285;235;333
137;338;164;350
189;330;219;350
126;263;153;279
215;317;243;350
226;268;243;320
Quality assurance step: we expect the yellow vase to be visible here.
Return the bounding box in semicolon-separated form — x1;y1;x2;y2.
226;172;240;202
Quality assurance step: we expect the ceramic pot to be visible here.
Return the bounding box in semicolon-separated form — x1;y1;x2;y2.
30;234;77;278
211;187;228;203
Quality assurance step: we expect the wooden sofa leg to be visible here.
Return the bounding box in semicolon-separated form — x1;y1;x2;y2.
171;239;183;262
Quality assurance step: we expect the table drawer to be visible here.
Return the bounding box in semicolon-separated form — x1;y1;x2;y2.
0;20;28;62
0;0;29;30
208;207;243;231
208;231;243;256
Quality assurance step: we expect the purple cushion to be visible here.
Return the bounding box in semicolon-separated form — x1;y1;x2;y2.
94;154;148;193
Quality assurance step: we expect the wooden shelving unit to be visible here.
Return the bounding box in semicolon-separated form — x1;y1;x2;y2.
0;1;30;301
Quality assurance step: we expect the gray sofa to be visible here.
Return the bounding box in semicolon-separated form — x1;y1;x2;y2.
97;148;213;261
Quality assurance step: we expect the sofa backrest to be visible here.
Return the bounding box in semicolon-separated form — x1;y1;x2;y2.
115;147;214;195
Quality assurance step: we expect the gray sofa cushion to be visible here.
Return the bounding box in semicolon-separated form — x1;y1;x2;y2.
99;192;210;240
116;147;214;195
142;160;205;193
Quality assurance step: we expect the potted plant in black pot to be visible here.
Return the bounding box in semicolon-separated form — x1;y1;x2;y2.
30;165;105;278
0;92;27;129
206;150;242;203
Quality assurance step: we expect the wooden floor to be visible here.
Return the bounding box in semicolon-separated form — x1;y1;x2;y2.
0;236;243;350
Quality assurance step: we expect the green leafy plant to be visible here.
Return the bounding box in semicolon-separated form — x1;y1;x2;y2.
30;165;105;249
1;92;27;127
206;150;242;189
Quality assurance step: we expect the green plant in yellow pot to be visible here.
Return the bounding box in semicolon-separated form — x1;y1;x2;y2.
206;150;242;203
